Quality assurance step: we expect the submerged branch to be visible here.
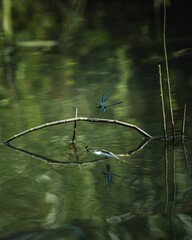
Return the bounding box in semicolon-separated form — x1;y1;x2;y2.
4;117;153;143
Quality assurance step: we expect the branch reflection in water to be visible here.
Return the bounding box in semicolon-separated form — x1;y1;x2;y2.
3;136;151;165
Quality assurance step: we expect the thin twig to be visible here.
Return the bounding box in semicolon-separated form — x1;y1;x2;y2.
4;117;153;143
71;107;78;142
181;104;187;140
163;0;175;139
181;139;190;174
158;64;167;139
180;104;189;173
123;137;152;156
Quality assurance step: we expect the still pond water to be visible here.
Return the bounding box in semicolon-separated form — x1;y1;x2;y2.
0;44;192;240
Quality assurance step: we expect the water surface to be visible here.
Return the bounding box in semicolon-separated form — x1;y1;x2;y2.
0;2;192;239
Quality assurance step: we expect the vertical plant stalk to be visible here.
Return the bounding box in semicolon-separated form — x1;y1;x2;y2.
163;0;175;139
181;104;189;173
181;104;187;140
159;63;169;213
2;0;13;42
158;64;167;139
181;140;189;174
72;107;78;142
164;143;169;214
164;147;176;239
170;148;176;239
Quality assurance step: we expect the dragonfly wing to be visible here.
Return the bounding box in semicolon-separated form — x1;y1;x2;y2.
102;92;109;104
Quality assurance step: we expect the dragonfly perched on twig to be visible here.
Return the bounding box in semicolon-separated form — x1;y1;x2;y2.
96;92;123;114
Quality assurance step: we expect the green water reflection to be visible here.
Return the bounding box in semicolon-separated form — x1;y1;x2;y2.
0;136;192;239
1;1;192;239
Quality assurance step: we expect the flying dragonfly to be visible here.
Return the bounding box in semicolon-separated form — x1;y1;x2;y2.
96;92;123;114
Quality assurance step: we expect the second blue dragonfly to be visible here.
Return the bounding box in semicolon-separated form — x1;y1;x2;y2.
96;92;123;113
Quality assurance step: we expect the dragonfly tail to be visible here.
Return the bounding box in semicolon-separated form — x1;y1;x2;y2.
106;101;123;107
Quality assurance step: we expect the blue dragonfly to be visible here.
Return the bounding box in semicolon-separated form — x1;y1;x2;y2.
96;92;123;114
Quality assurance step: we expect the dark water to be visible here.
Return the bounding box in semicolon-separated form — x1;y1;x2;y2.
1;1;192;240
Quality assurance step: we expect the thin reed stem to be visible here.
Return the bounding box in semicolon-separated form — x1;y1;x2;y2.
164;142;168;213
181;104;187;140
72;107;78;142
158;64;167;139
163;0;175;139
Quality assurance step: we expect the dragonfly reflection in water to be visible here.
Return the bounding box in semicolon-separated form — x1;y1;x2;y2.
101;164;113;184
96;92;123;114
